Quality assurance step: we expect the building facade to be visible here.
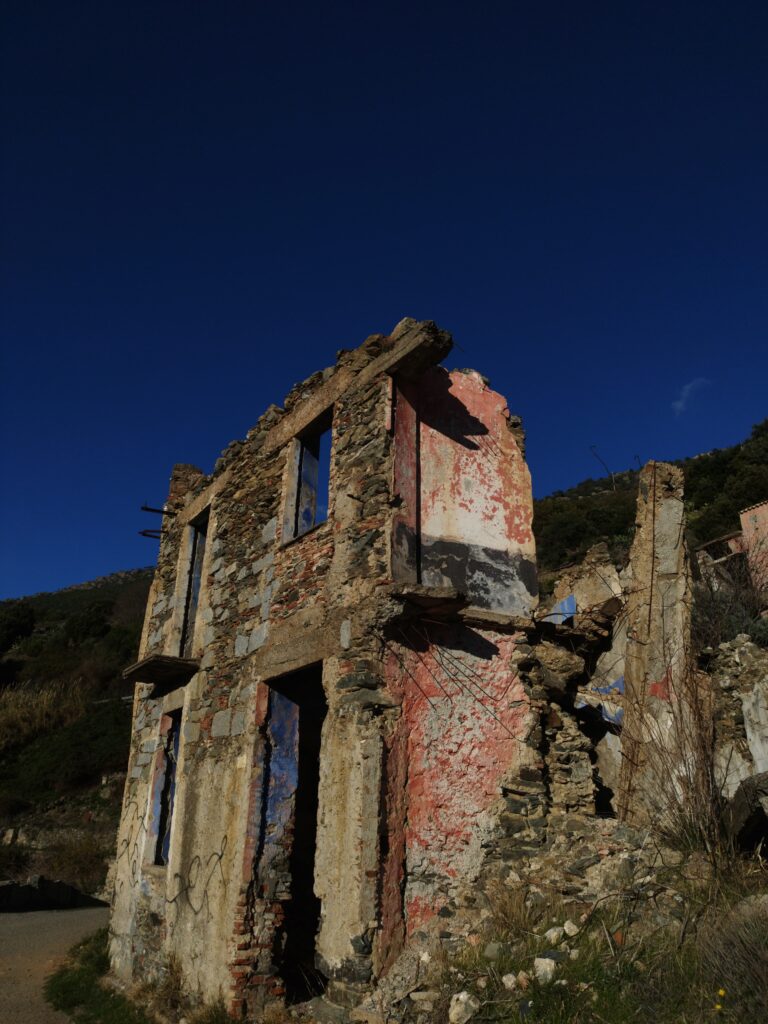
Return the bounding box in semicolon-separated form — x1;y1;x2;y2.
109;319;540;1014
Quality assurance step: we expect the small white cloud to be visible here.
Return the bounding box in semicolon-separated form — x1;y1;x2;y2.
672;377;709;416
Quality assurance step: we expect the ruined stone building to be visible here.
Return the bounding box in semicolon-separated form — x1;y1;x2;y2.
112;320;540;1013
110;319;767;1018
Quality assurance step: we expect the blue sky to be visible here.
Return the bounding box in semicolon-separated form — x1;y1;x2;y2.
1;1;766;599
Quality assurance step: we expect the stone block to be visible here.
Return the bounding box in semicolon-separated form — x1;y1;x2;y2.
340;619;352;649
248;623;268;652
211;709;232;738
183;721;200;743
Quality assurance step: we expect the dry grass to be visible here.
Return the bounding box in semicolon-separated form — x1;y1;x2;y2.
189;999;232;1024
484;880;561;945
43;830;111;893
698;893;768;1022
260;1001;293;1024
0;679;86;753
617;607;729;864
653;662;723;861
153;955;186;1016
134;955;187;1019
135;956;234;1022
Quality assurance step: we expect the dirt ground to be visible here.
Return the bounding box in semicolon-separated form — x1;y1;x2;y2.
0;907;109;1024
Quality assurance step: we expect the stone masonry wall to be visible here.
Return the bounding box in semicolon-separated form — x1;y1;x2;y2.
617;462;698;824
111;320;466;1013
111;318;557;1017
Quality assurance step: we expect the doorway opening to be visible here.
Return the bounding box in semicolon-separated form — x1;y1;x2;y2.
266;663;328;1003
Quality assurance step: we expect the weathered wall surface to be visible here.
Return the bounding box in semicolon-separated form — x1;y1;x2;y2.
110;682;163;982
111;317;550;1015
314;701;383;990
713;636;768;798
113;316;768;1024
617;462;699;824
393;368;537;615
382;625;530;941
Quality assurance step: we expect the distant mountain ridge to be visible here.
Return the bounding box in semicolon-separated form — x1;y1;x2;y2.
2;566;154;605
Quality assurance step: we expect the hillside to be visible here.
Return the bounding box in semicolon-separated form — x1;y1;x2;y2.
534;418;768;573
0;568;153;891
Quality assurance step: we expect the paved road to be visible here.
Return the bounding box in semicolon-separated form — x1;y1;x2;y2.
0;907;109;1024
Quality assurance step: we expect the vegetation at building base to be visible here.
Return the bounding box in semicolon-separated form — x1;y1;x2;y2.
422;855;768;1024
45;928;230;1024
533;418;768;572
0;569;152;890
45;929;153;1024
47;851;768;1024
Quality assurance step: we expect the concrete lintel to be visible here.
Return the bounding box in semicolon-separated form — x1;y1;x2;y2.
458;606;535;632
122;654;199;690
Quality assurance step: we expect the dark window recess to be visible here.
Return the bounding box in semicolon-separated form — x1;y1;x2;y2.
293;413;332;539
259;664;328;1002
155;709;182;866
180;512;209;658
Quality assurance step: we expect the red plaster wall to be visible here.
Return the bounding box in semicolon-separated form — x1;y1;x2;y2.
392;368;537;613
419;368;531;545
383;624;529;937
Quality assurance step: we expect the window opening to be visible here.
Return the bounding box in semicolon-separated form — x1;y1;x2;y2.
180;511;209;657
154;708;182;866
292;411;332;539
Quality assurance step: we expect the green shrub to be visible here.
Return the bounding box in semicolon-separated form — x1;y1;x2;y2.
64;601;113;645
698;895;768;1022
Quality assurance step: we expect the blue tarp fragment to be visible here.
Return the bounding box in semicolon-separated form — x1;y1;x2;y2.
542;593;577;625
